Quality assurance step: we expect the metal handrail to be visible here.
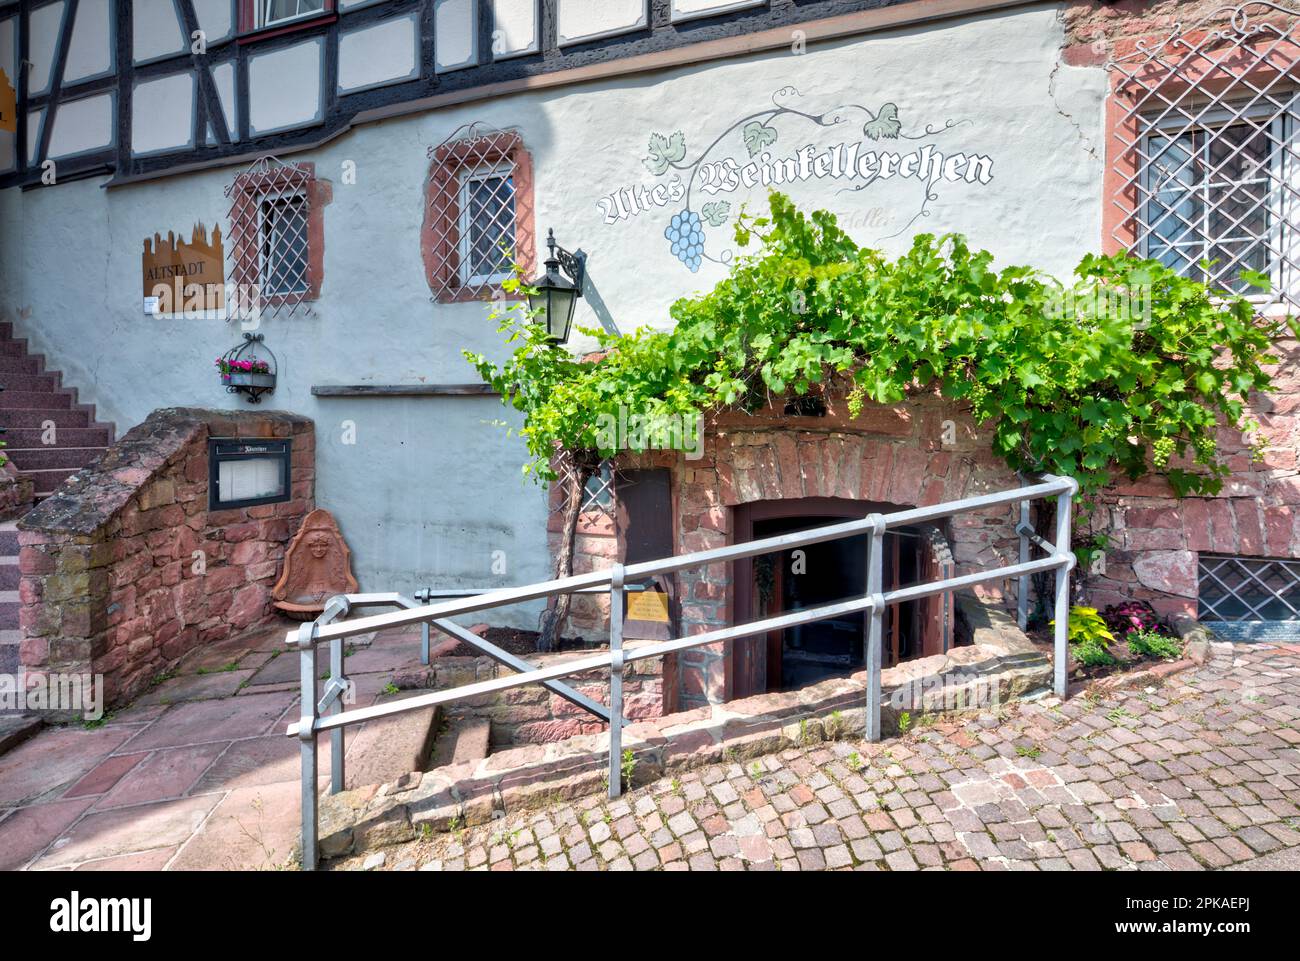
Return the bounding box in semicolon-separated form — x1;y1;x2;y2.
287;473;1077;868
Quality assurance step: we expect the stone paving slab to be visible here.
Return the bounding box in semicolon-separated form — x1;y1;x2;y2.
190;734;322;795
0;618;425;870
96;742;231;809
74;848;179;871
0;797;94;870
338;642;1300;873
168;781;302;871
133;669;258;707
117;691;296;752
0;725;138;806
32;795;220;869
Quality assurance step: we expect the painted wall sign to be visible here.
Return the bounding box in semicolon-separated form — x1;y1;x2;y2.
142;224;225;314
0;69;15;134
596;87;995;271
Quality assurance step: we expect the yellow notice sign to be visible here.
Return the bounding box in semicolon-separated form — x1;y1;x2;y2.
0;69;16;134
626;590;670;624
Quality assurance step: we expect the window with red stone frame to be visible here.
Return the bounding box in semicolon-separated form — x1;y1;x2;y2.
1103;8;1300;312
422;129;536;304
237;0;337;41
225;157;330;320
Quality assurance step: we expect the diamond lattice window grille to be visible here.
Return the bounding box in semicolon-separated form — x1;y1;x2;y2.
1106;2;1300;310
581;460;615;516
551;457;616;519
1198;553;1300;619
425;123;533;304
225;156;316;322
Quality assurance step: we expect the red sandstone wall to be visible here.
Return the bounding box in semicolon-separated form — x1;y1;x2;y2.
18;408;314;707
552;336;1300;707
446;644;664;745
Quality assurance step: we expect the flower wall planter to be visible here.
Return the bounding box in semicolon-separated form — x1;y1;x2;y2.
218;333;278;404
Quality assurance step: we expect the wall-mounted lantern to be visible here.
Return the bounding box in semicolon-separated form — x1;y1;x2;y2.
528;228;586;345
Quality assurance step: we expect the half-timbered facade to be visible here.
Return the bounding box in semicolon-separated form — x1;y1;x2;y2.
2;0;1299;710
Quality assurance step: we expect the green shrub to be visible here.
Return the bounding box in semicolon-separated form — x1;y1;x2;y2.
1127;629;1183;661
468;192;1291;500
1054;606;1117;667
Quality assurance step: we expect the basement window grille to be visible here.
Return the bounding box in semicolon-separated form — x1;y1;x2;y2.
1197;553;1300;620
1106;2;1300;311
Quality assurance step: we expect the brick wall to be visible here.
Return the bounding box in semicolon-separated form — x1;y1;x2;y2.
437;641;664;746
554;342;1300;707
0;459;34;521
18;407;314;707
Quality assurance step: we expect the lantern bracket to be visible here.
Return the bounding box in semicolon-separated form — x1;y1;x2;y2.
547;230;585;293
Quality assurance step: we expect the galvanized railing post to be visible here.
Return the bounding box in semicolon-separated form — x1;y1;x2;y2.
1052;481;1077;697
607;563;625;799
865;514;885;742
329;634;345;795
1017;480;1031;631
295;621;320;871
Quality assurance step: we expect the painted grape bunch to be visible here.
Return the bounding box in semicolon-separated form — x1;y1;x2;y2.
665;209;705;273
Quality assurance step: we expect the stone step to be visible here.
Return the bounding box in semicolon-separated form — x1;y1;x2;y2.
451;718;492;765
0;560;18;592
428;715;493;770
1;426;111;448
0;390;72;410
342;692;440;791
0;356;42;374
6;446;106;470
0;408;92;428
0;373;57;393
26;467;81;495
0;341;28;357
0;715;41;755
0;525;17;555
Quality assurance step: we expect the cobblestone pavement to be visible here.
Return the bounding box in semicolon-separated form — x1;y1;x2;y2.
341;642;1300;871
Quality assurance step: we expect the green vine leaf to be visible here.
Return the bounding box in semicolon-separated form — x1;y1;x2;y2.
468;191;1294;516
644;131;687;176
742;121;778;158
701;201;731;227
863;103;902;140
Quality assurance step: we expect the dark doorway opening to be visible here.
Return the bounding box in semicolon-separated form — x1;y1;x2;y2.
731;498;949;699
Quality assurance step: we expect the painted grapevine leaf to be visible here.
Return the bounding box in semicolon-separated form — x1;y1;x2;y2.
742;120;778;158
863;103;902;140
701;201;731;227
644;131;687;176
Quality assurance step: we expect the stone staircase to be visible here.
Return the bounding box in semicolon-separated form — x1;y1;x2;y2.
0;321;113;674
0;321;113;499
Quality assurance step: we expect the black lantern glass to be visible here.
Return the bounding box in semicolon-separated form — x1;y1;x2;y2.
528;229;585;344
